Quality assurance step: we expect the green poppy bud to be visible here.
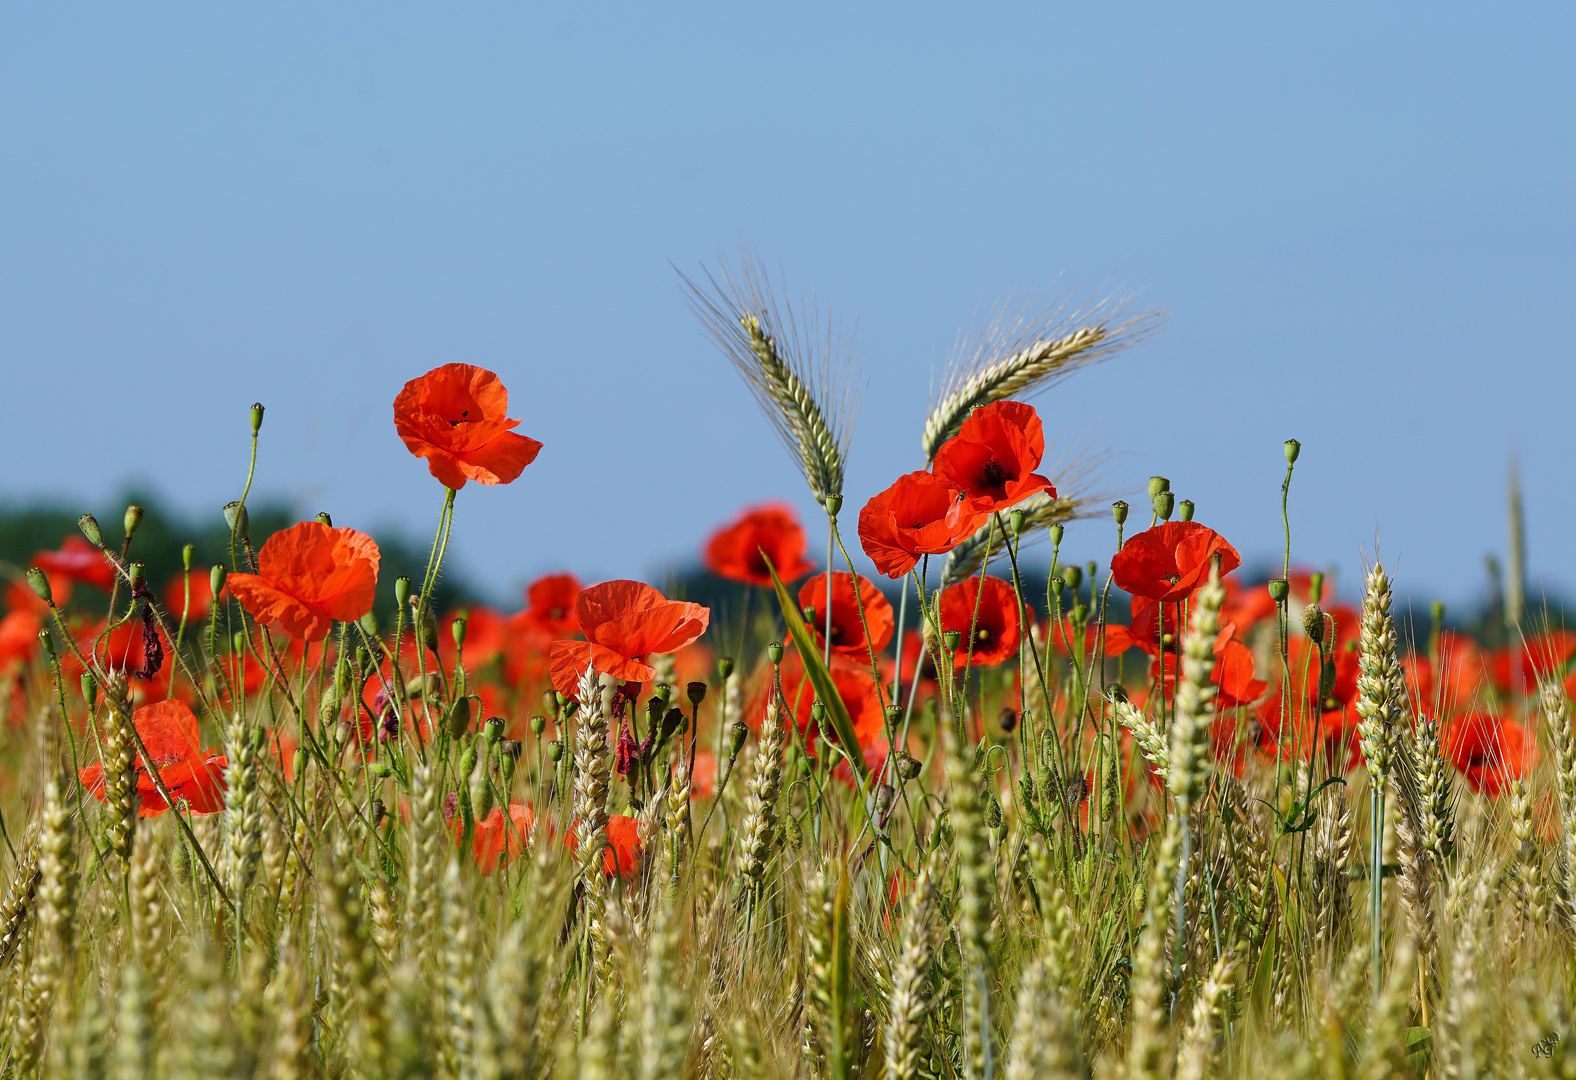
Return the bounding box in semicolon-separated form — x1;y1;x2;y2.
547;740;563;762
232;631;247;655
291;748;307;779
1267;578;1290;604
719;656;735;680
457;742;478;782
802;604;817;624
500;746;519;788
825;493;843;517
1009;508;1026;536
1177;499;1195;522
315;511;332;527
1048;523;1064;547
785;814;803;850
368;761;393;779
1301;603;1326;644
317;686;342;726
767;641;784;665
359;611;379;637
1072;603;1090;627
25;567;53;606
371;798;387;828
394;576;411;608
451;614;467;649
1318;658;1337;703
181;543;195;572
874;783;896;818
81;673;99;709
529;715;547;736
1017;767;1037;808
223;501;248;542
727;719;749;758
78;513;103;547
942;629;962;653
1148;476;1171;499
1152;490;1174;521
1061;565;1082;591
484;716;504;744
250;402;265;434
1112;500;1129;526
128;562;145;593
37;628;54;662
446;696;472;739
123;504;144;538
1284;438;1301;465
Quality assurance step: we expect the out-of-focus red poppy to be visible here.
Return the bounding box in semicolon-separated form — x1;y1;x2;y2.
1253;693;1361;774
227;522;381;642
87;616;171;699
33;537;117;594
1443;712;1534;796
1110;522;1241;604
1401;631;1488;714
931;401;1055;514
265;728;298;781
162;569;227;625
79;699;227;816
565;813;643;878
394;363;543;489
1489;630;1576;694
439;606;507;670
748;651;887;759
858;472;985;579
798;572;893;663
516;574;583;638
1147;626;1267;711
705;503;816;587
0;611;42;673
936;576;1026;669
1220;569;1331;634
547;581;710;699
462;803;535;876
1124;596;1184;658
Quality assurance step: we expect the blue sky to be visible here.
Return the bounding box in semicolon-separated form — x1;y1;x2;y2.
1;4;1571;611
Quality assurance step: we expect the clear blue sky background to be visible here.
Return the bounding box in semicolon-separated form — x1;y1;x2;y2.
2;5;1571;612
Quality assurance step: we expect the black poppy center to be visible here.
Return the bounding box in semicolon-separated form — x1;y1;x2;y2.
981;459;1009;487
448;408;472;428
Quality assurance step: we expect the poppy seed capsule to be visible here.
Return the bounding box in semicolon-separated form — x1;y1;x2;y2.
1284;438;1300;465
250;402;265;435
885;704;902;726
223;501;248;542
451;614;467;649
359;611;378;637
207;563;224;599
81;673;99;709
767;642;784;665
655;683;673;704
727;719;749;758
1301;603;1326;644
646;695;665;727
687;681;707;707
810;700;825;726
128;562;145;593
802;605;816;624
484;716;504;744
943;629;961;653
1072;603;1090;627
78;513;103;547
896;752;922;781
825;493;843;517
1061;565;1082;591
1178;499;1195;522
1152;490;1174;521
546;740;563;762
1049;523;1064;547
37;628;54;662
661;707;685;743
998;706;1018;733
1112;500;1129;526
123;504;143;538
1148;476;1171;499
875;783;896;818
529;715;546;736
232;631;247;655
25;567;52;606
181;543;195;572
719;656;735;680
371;798;386;828
394;577;411;608
1267;578;1290;603
1009;508;1026;536
315;512;332;527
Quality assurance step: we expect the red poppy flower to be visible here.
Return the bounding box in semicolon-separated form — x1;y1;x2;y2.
705;503;816;587
936;576;1026;669
547;581;710;699
1110;522;1241;604
1252;694;1361;774
227;522;381;642
798;571;894;662
1442;712;1534;796
1402;631;1489;713
931;401;1056;514
33;537;117;594
858;472;986;579
0;611;42;673
564;813;643;878
461;803;535;876
394;363;543;489
522;573;583;637
439;606;508;669
1489;630;1576;694
748;652;887;762
79;699;227;817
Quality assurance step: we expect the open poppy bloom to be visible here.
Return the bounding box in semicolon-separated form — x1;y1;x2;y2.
565;813;643;878
460;803;535;876
33;537;117;594
1442;712;1534;796
1489;630;1576;694
748;651;887;765
518;573;583;638
79;699;227;817
931;401;1056;514
858;472;985;579
1110;522;1241;604
1252;693;1362;774
936;576;1026;668
798;571;893;663
227;522;381;642
394;363;543;489
1149;628;1267;710
547;580;710;699
705;503;816;587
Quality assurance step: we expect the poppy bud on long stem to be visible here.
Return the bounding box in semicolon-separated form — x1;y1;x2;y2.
1152;491;1174;522
250;402;265;434
25;568;52;607
78;513;102;547
123;504;143;538
1284;438;1301;465
1111;501;1129;526
1309;570;1324;605
223;502;249;543
1148;476;1171;499
1177;499;1195;522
